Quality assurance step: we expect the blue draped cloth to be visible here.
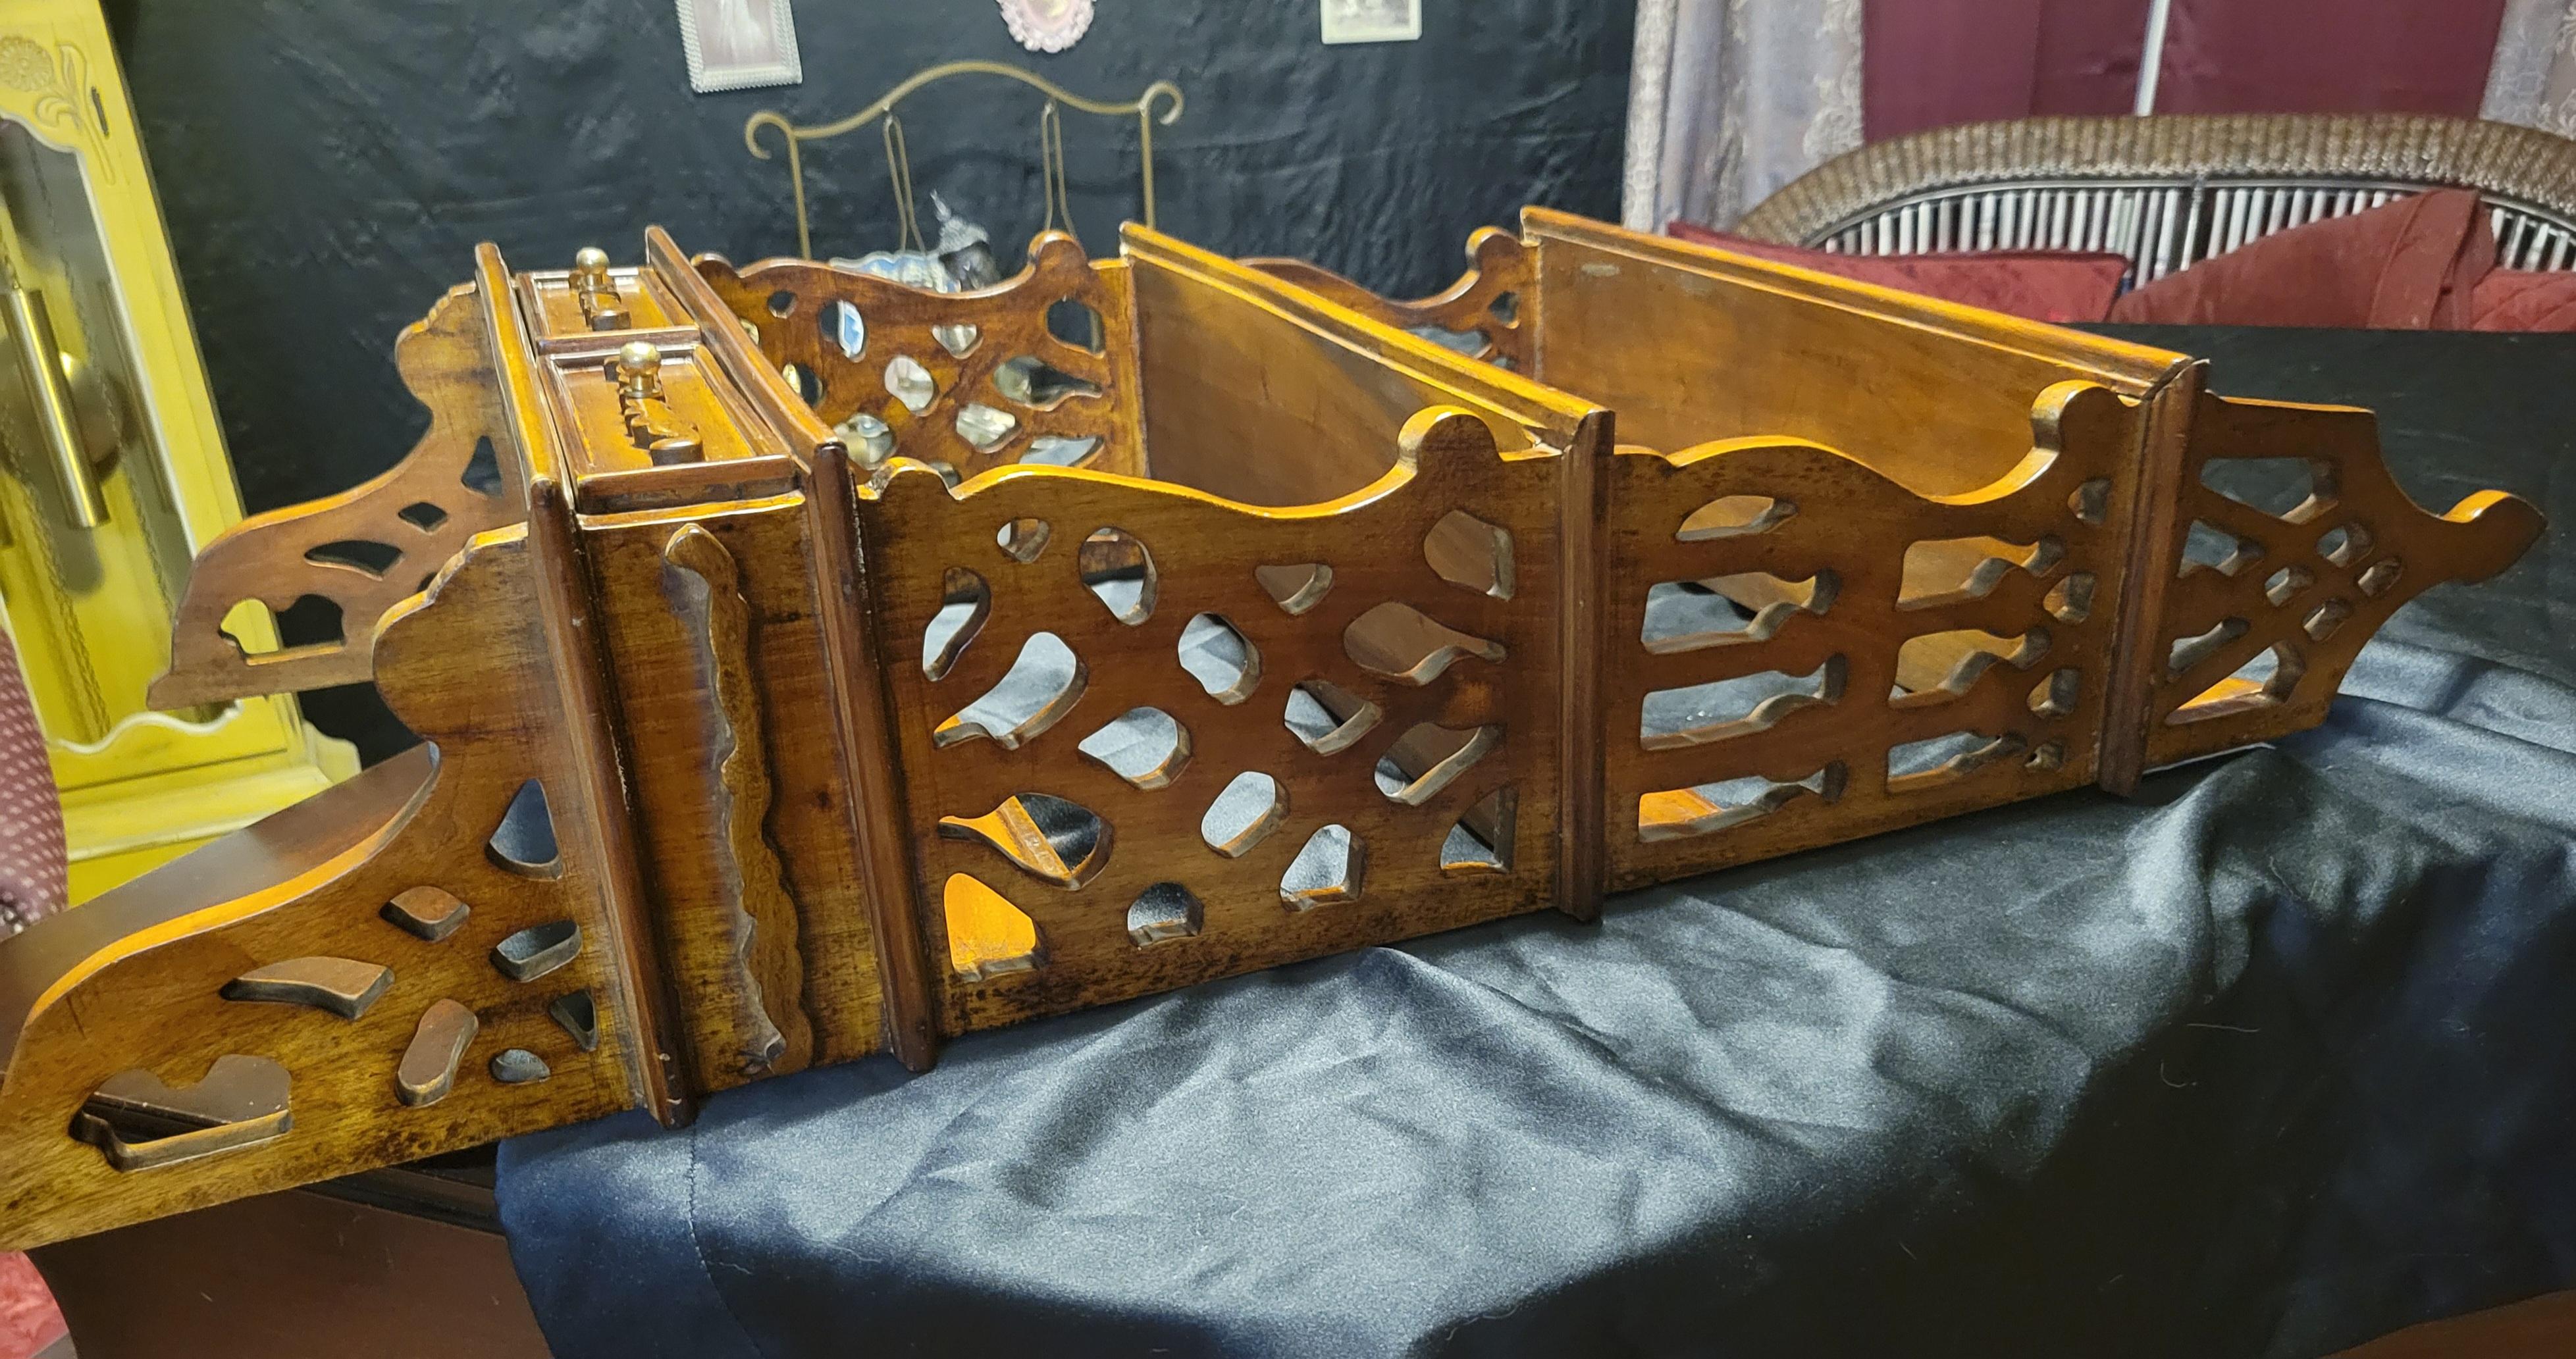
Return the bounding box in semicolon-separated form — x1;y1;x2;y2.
498;327;2576;1357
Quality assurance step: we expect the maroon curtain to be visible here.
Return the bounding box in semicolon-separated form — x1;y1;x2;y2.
2153;0;2509;116
1864;0;2510;141
1864;0;2155;142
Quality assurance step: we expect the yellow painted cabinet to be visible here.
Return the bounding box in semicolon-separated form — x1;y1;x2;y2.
0;1;352;902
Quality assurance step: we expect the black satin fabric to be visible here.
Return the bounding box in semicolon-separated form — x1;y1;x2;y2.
107;0;1631;764
498;328;2576;1357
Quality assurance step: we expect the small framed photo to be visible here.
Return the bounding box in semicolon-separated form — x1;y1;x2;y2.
677;0;804;93
1321;0;1421;45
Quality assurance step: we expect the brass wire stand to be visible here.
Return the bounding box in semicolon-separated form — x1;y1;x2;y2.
744;60;1185;259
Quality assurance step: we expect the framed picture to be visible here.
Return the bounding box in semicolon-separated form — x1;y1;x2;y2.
1320;0;1421;45
677;0;804;93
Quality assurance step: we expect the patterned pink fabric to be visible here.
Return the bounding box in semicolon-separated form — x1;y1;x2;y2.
0;642;67;1351
2469;269;2576;332
0;1252;65;1359
0;623;65;935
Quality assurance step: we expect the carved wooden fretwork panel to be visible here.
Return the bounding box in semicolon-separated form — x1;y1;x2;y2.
695;232;1139;484
1601;382;2142;891
1;530;631;1248
1244;227;1535;371
857;408;1565;1033
151;284;521;707
2142;392;2544;769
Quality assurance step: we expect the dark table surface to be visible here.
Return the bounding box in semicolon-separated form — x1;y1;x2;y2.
496;326;2576;1359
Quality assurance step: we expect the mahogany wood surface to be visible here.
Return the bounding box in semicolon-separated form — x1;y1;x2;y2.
1597;382;2143;888
858;404;1579;1033
148;286;520;709
0;210;2538;1252
2134;390;2543;769
0;526;638;1249
693;232;1146;485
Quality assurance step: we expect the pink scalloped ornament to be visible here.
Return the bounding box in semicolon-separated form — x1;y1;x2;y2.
999;0;1093;53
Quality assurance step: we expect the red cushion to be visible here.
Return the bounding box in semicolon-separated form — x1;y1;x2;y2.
1666;221;2130;324
2467;267;2576;332
2108;188;2497;329
0;1250;65;1359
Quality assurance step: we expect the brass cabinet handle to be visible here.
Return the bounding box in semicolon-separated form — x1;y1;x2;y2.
3;284;105;528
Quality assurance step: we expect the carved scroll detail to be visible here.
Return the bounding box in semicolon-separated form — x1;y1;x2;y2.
1602;382;2140;891
2141;393;2543;768
660;523;807;1077
149;285;520;707
1;531;631;1251
695;231;1135;482
1244;226;1535;371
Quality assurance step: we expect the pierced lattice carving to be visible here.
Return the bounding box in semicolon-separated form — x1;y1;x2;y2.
1604;382;2143;891
2142;393;2543;768
5;208;2549;1260
860;407;1564;1032
695;232;1138;482
4;530;631;1244
150;285;519;707
70;1056;294;1173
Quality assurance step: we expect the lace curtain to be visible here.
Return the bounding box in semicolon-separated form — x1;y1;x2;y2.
2484;0;2576;135
1620;0;1864;233
1627;0;2576;240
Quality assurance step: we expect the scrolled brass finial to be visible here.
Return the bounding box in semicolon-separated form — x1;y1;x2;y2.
614;340;664;399
574;248;630;330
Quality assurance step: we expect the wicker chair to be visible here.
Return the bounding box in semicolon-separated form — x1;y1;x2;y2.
1735;115;2576;288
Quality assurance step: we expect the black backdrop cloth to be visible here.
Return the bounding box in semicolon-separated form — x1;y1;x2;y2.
497;328;2576;1358
106;0;1627;763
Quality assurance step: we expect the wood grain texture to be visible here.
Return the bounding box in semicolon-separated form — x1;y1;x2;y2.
647;521;810;1083
804;444;938;1071
0;529;635;1252
149;285;517;707
542;336;779;480
1551;407;1613;922
2138;391;2544;769
646;225;839;455
9;210;2547;1254
858;407;1571;1035
1127;224;1589;507
625;228;904;1075
564;513;891;1083
483;232;693;1130
1522;207;2184;498
521;259;681;340
1599;382;2143;890
695;232;1144;483
2095;360;2207;794
1242;224;1537;372
645;221;911;1069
